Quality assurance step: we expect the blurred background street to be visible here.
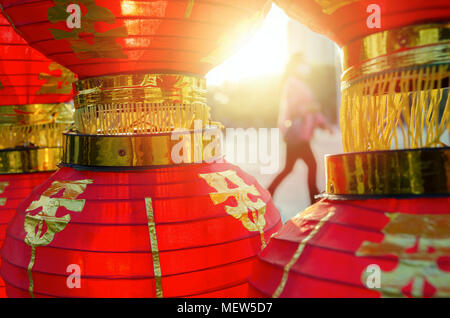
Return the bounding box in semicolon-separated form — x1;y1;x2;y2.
206;5;342;222
224;127;343;223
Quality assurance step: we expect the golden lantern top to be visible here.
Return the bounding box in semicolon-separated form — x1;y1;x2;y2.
275;0;450;152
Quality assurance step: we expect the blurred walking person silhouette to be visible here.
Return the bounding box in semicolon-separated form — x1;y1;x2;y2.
268;53;333;204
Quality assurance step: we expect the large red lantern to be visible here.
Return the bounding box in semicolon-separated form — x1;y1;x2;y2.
0;12;75;298
248;0;450;298
0;13;74;105
2;164;280;298
0;0;282;297
0;172;55;297
275;0;450;153
250;149;450;297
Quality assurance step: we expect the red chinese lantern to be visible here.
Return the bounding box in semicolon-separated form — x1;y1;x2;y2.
0;172;53;298
275;0;450;152
0;12;75;298
249;1;450;297
0;0;282;297
250;149;450;297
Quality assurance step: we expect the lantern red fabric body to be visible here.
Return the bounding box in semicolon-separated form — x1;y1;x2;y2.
0;0;270;78
274;0;450;46
0;0;280;298
0;13;73;105
1;163;282;298
249;197;450;298
0;172;53;298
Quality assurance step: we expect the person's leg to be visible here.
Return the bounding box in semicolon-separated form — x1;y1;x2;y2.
298;142;319;204
268;141;298;197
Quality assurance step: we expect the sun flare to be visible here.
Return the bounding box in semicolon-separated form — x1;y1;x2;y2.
206;5;289;86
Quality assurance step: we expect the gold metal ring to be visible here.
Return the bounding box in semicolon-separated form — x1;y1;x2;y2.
61;127;223;167
74;73;207;109
341;23;450;86
326;147;450;196
72;73;210;134
0;122;70;150
0;103;73;126
0;147;61;174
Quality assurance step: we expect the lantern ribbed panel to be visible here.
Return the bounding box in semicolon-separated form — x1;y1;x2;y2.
0;13;73;105
1;163;282;298
0;0;270;78
0;172;53;298
249;197;450;298
0;0;280;298
274;0;450;46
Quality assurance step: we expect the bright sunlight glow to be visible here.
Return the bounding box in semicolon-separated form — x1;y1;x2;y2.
206;5;289;86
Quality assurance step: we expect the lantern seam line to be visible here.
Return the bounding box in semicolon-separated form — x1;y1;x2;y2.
272;210;335;298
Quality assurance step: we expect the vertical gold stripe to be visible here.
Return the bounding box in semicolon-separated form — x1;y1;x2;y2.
260;231;267;250
27;218;44;298
184;0;194;18
27;246;36;298
252;210;267;249
145;198;163;298
272;210;335;298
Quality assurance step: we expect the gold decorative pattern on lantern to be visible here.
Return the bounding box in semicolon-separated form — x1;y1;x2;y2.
341;66;450;152
48;0;127;59
340;24;450;152
325;148;450;196
37;62;76;95
199;170;267;249
357;213;450;297
145;198;163;298
0;181;9;206
73;73;209;134
341;23;450;84
24;179;93;297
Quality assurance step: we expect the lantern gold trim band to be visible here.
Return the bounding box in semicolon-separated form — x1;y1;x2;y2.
0;103;73;126
73;73;210;135
340;23;450;152
341;23;450;86
0;103;73;149
61;127;223;168
325;147;450;196
0;147;61;174
0;122;69;150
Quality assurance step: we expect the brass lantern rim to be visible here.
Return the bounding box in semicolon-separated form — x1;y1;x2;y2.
325;147;450;197
61;126;224;169
0;147;61;174
72;73;211;135
341;22;450;89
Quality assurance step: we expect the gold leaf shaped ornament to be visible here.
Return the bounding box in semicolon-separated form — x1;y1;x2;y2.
199;170;267;248
24;179;93;248
48;0;127;59
357;212;450;297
